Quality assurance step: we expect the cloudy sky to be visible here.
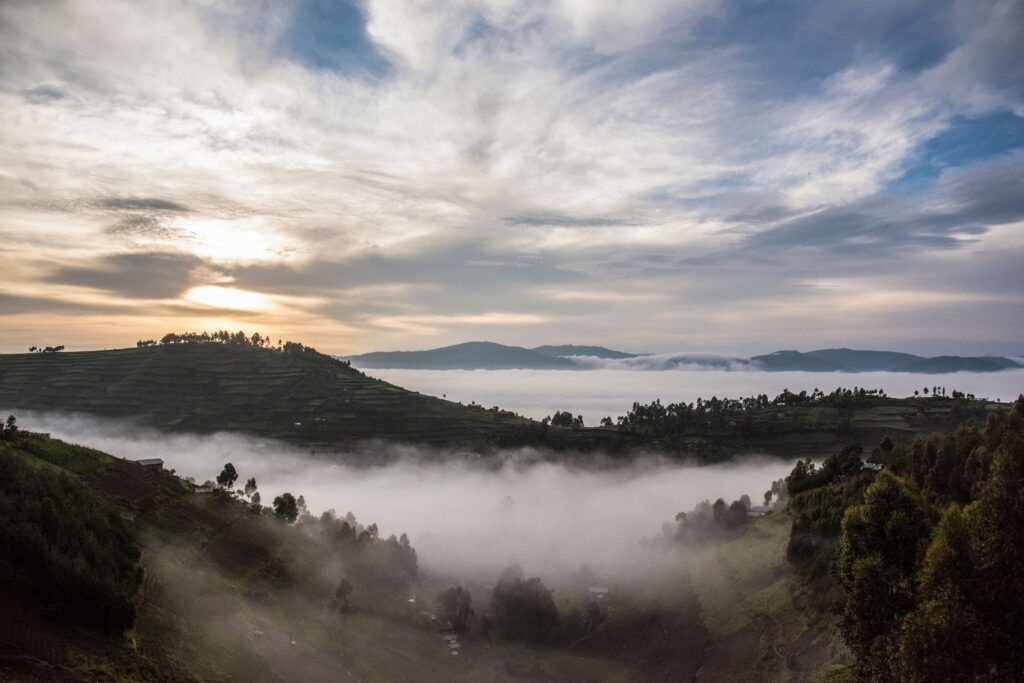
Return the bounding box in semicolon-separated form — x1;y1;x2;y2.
1;0;1022;355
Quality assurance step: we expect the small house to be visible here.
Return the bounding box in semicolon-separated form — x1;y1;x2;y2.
193;485;214;494
136;458;164;471
589;586;610;599
862;462;884;472
747;505;771;517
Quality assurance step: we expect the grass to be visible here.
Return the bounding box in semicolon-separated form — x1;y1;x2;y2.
690;512;853;681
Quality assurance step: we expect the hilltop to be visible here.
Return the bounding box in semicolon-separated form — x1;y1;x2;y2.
0;343;527;450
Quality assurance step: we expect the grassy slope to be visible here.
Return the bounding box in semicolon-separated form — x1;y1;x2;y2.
0;434;643;683
689;512;852;682
0;345;529;449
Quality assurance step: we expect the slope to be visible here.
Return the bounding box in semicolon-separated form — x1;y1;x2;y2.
345;341;578;369
0;344;527;449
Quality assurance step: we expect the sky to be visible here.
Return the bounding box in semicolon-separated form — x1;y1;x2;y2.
1;0;1022;356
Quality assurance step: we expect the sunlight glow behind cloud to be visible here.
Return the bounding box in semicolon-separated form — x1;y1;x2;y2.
0;0;1021;354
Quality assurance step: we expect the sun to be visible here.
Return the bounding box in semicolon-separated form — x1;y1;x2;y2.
184;285;271;312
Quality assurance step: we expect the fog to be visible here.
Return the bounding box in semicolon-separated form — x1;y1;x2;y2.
8;409;792;582
370;367;1024;424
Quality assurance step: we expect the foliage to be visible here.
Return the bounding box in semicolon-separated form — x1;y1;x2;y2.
2;414;17;440
273;492;299;523
544;410;585;429
436;585;473;631
616;387;888;435
332;578;354;610
216;462;238;489
28;345;65;353
831;396;1024;679
0;447;141;632
490;565;560;642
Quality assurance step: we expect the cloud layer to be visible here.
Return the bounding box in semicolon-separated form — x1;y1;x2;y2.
0;0;1022;353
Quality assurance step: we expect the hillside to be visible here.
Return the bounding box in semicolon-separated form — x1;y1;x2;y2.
0;344;527;449
0;431;851;682
0;432;646;682
752;348;1021;373
0;344;1010;462
531;345;640;359
344;341;579;370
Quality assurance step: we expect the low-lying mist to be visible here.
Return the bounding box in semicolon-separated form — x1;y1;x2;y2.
9;409;794;583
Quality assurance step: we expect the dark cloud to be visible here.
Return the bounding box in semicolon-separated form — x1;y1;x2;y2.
105;215;189;241
22;84;65;102
100;197;190;212
728;152;1024;258
232;240;578;294
46;252;208;299
0;292;121;315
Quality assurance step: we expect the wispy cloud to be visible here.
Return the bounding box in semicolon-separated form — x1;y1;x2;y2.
0;0;1021;353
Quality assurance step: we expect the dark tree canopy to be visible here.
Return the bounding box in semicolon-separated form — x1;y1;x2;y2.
491;566;560;642
436;585;473;632
216;462;238;489
273;492;299;523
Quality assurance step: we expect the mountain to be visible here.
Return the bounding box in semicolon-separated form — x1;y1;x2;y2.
531;345;640;359
344;341;579;369
893;355;1022;374
752;348;1022;373
0;343;529;449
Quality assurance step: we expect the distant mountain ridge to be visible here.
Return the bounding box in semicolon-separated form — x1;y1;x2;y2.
532;344;641;359
751;348;1022;373
345;342;1022;373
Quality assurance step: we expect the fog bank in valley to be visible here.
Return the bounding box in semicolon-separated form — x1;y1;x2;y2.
8;410;793;581
370;367;1024;425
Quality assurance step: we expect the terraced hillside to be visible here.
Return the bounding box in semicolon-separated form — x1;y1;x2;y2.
0;344;1010;460
0;344;527;449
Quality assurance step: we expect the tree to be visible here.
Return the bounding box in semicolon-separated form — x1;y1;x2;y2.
436;586;473;631
333;578;354;610
2;415;17;440
250;491;261;511
491;566;560;642
216;463;238;489
273;493;299;523
244;477;258;498
835;470;932;679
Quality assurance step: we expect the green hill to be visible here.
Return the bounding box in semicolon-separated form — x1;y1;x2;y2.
0;344;531;449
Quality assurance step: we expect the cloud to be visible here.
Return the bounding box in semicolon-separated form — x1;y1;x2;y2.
100;197;190;212
46;252;210;300
0;0;1021;352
